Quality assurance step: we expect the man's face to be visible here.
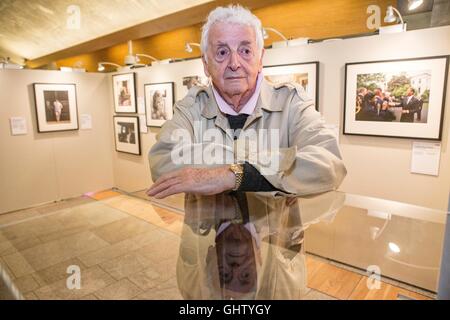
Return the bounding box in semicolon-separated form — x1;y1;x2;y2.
202;22;264;101
407;88;413;96
216;223;258;298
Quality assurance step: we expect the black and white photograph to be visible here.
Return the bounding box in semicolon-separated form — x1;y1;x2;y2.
144;82;174;127
263;62;319;110
182;75;210;90
113;116;141;155
33;83;79;132
344;56;449;140
113;73;137;113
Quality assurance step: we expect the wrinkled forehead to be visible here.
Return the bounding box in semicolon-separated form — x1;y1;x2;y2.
208;22;257;49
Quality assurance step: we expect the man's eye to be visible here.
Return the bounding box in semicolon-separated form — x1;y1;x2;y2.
217;48;229;57
239;47;252;57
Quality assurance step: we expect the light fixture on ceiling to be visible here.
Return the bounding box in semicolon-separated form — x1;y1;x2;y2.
263;27;309;48
380;6;406;34
135;53;159;66
263;27;289;48
384;5;404;24
408;0;423;11
97;62;121;72
0;57;24;69
185;42;200;53
388;242;401;253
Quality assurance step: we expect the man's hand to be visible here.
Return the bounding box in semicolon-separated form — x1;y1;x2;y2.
286;197;297;206
146;166;236;199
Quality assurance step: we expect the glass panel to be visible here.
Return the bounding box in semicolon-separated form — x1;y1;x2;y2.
0;191;446;300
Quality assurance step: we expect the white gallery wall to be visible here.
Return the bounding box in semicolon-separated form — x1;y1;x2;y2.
0;25;449;215
0;70;114;214
111;25;450;211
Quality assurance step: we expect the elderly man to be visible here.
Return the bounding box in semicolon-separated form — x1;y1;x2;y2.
147;5;346;300
148;5;345;200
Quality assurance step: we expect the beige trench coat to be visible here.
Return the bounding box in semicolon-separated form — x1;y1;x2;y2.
148;79;347;299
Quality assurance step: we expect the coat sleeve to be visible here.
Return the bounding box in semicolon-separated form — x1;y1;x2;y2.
252;88;347;196
148;102;195;183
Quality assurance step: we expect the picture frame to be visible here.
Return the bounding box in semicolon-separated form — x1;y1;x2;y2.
33;83;79;133
113;116;141;155
112;73;137;113
343;55;449;140
144;82;175;127
263;61;320;110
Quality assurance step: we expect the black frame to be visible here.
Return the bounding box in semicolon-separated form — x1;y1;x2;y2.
113;115;141;155
263;61;320;111
112;72;137;113
144;82;175;127
33;83;79;133
343;55;449;141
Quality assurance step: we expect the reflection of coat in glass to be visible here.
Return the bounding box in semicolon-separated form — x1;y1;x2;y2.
175;191;344;300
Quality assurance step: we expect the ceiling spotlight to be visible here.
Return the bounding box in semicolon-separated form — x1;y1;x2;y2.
388;242;401;253
184;42;200;53
408;0;423;11
384;5;404;25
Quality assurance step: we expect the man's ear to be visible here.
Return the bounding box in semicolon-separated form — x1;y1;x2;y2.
258;48;265;72
202;55;211;78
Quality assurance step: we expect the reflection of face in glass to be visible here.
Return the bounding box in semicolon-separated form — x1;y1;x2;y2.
215;223;257;299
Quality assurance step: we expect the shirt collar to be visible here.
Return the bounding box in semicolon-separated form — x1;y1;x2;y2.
211;72;263;116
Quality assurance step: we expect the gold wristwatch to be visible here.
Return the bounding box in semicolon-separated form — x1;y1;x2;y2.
229;163;244;191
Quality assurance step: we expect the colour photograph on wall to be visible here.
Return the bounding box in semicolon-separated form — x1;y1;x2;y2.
33;83;79;132
344;56;449;140
263;62;319;110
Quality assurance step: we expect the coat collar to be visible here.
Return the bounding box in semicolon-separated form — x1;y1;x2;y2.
200;78;283;120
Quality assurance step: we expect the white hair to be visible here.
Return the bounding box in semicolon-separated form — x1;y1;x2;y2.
200;5;264;56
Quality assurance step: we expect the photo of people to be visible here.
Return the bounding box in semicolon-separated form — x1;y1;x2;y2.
112;73;136;113
117;122;136;144
117;80;131;107
182;75;210;90
150;90;168;120
263;62;319;110
264;73;309;92
43;90;71;123
113;116;140;155
33;83;79;132
355;71;430;123
145;82;174;127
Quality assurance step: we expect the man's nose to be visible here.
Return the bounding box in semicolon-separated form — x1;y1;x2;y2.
228;51;241;71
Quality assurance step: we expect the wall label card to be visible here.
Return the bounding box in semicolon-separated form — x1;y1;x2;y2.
10;117;27;135
139;114;148;133
80;114;92;130
137;96;145;114
410;141;441;176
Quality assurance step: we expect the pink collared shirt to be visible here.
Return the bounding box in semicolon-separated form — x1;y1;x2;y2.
211;72;263;116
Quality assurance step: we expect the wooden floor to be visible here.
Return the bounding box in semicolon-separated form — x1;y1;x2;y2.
0;189;433;300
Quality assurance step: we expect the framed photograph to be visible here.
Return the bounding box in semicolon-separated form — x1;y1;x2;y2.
113;116;141;155
144;82;175;127
112;73;137;113
182;75;210;90
33;83;79;132
344;56;449;140
263;61;319;110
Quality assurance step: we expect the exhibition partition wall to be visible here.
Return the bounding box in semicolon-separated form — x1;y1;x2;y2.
0;70;114;214
0;26;449;215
